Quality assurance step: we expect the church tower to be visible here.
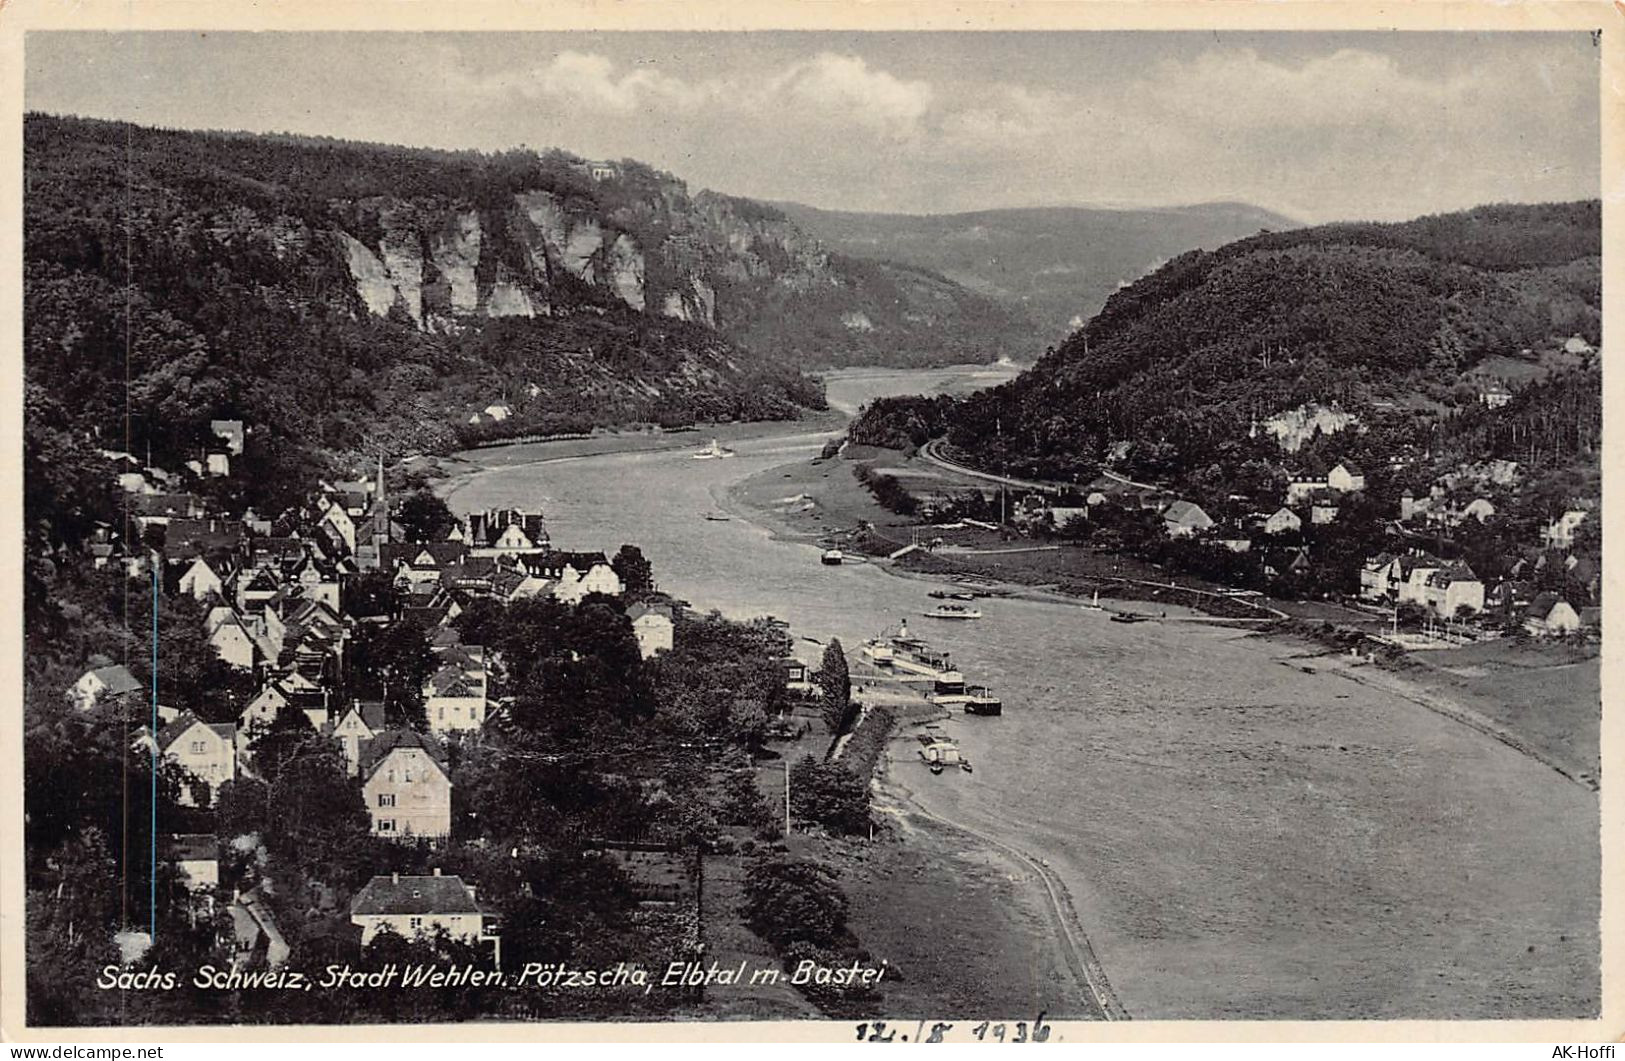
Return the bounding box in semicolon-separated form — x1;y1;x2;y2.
373;452;389;546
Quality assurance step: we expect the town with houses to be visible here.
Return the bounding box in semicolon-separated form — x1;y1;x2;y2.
67;415;688;982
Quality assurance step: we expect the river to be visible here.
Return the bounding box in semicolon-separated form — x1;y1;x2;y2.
442;366;1598;1021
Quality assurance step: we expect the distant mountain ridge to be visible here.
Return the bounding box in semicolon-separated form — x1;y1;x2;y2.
23;113;1040;512
774;200;1298;343
851;200;1601;487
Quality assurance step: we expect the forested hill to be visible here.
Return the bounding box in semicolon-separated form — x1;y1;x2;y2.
900;201;1601;485
23;115;1023;509
775;200;1295;342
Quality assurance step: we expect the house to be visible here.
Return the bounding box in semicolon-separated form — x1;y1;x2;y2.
1359;553;1416;602
1486;579;1535;614
350;870;488;950
1285;476;1328;504
178;557;226;601
228;885;290;971
1422;563;1484;617
166;834;220;920
1478;383;1512;410
1310;496;1340;525
1459;497;1496;523
465;509;549;557
1542;510;1589;549
423;644;488;734
360;729;453;841
784;660;814;693
205;607;258;672
210;419;246;456
627;602;675;658
1261;507;1303;536
329;699;388;776
553;558;625;604
206;453;231;477
72;664;144;711
1327;462;1366;493
153;712;237;807
1525;593;1581;637
319;500;357;555
1161;500;1213;539
1261;546;1312;581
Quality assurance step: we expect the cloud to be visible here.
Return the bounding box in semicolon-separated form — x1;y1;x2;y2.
771;53;934;138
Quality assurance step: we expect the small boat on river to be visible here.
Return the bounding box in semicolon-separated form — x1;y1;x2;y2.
925;603;982;620
931;684;1003;716
1110;611;1150;624
821;548;845;566
702;511;731;521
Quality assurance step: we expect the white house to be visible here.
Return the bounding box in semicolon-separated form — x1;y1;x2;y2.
330;699;387;776
423;645;488;735
1459;497;1497;523
153;713;237;807
1262;507;1302;535
1162;500;1213;539
1422;564;1485;617
206;453;231;477
1327;462;1366;493
350;871;487;951
553;561;624;604
360;730;452;841
1285;477;1328;504
72;664;144;711
205;607;258;672
178;558;225;601
627;603;675;659
1525;593;1581;637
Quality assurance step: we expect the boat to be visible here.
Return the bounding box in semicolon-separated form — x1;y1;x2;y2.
889;629;965;694
702;511;731;522
924;603;982;620
929;761;945;775
931;590;978;601
1110;611;1149;624
821;548;845;566
860;638;895;666
691;438;735;460
930;684;1003;716
960;760;974;773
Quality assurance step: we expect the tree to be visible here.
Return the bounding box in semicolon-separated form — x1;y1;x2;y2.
742;855;850;949
396;490;457;544
817;640;851;735
611;544;655;599
790;755;871;835
346;620;434;728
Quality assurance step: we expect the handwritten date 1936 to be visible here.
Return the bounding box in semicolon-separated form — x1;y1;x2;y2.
854;1016;1052;1043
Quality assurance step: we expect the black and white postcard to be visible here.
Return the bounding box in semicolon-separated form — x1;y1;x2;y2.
2;0;1618;1045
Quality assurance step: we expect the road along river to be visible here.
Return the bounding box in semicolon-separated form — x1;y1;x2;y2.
443;367;1598;1021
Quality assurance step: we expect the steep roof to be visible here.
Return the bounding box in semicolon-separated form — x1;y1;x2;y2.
627;602;674;622
1163;500;1210;524
83;664;143;697
156;711;236;750
360;728;450;781
350;873;479;916
1529;592;1573;618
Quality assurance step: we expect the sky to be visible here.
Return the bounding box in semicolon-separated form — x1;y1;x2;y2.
25;31;1601;223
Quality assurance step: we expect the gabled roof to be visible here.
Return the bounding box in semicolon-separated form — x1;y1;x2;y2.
1528;592;1574;618
156;711;236;750
1163;500;1210;524
360;728;450;782
335;699;387;732
350;873;479;916
627;602;674;622
82;664;143;696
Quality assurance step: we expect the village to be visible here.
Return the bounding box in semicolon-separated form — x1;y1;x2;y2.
65;416;695;985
